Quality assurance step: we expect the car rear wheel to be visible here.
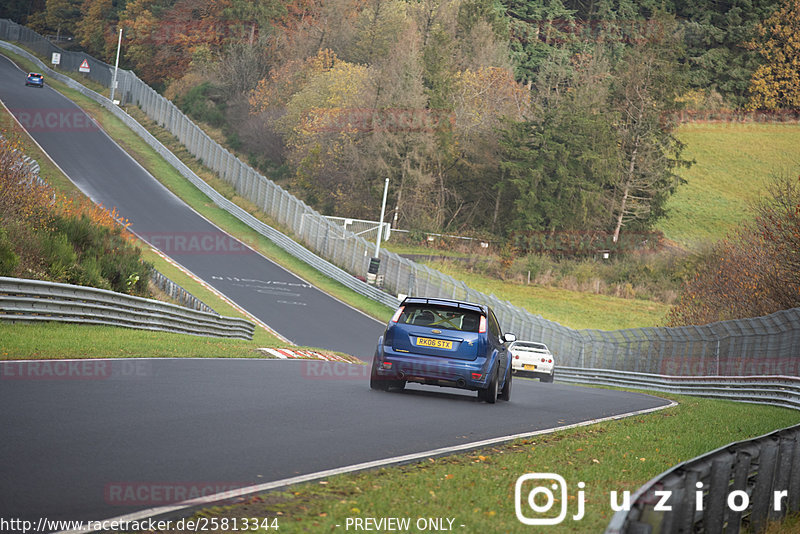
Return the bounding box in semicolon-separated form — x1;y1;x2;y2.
370;357;389;391
499;368;512;401
478;368;498;403
541;371;554;383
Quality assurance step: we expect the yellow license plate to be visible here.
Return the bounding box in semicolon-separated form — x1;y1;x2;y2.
523;364;537;371
416;337;453;349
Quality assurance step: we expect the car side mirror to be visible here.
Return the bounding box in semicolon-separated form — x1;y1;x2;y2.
503;333;516;344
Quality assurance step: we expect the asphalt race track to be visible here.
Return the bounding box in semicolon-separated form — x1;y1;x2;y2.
0;359;672;527
0;52;672;531
0;54;385;358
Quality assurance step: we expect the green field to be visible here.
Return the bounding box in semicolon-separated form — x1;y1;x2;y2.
428;261;670;330
658;122;800;247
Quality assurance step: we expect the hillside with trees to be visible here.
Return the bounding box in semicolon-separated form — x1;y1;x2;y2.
3;0;799;325
7;0;799;241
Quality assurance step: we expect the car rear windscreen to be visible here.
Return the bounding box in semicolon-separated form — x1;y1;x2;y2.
515;342;546;350
397;305;482;332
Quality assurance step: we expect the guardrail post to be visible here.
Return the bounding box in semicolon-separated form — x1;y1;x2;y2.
724;448;753;534
676;469;700;533
771;437;796;522
790;434;800;514
706;455;735;534
658;476;684;534
750;440;779;532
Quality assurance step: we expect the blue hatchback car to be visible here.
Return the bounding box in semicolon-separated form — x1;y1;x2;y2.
370;297;516;403
26;72;44;88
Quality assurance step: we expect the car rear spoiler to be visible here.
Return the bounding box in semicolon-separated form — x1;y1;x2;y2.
400;297;486;315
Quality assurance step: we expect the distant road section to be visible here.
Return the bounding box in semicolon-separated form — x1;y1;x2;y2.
0;53;385;357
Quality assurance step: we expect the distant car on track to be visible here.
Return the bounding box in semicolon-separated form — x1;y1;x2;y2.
370;297;516;403
509;340;554;382
26;72;44;88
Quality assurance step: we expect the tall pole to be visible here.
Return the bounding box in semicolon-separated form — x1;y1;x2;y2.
367;178;390;285
375;177;390;257
110;27;122;104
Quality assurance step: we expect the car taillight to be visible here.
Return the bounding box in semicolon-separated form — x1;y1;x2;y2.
515;355;519;359
390;306;404;323
471;373;482;380
478;316;487;333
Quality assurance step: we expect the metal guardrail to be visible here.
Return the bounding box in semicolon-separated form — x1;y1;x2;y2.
0;277;254;339
149;269;216;314
0;132;45;187
2;124;217;318
605;422;800;534
556;367;800;411
559;368;800;533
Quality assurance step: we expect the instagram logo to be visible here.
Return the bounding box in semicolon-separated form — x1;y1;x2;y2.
515;473;585;525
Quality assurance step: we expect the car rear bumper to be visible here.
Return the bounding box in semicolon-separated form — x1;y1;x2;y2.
375;345;492;390
512;361;554;378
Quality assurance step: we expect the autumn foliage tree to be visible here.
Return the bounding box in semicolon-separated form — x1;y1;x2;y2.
747;0;800;110
668;175;800;326
120;0;240;86
74;0;117;60
26;0;82;41
248;0;529;229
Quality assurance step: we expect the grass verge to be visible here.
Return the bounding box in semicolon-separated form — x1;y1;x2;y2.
0;213;358;359
145;392;800;533
0;322;278;359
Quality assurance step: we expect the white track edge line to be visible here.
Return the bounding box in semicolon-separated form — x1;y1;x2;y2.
56;400;678;533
